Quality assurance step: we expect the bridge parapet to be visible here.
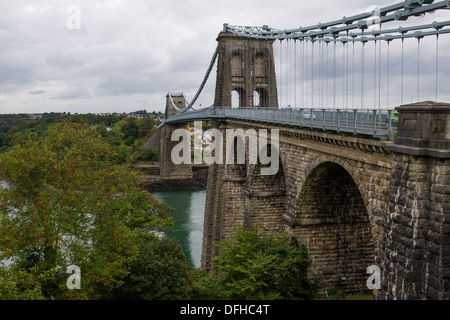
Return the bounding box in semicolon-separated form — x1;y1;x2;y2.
387;101;450;158
163;106;397;138
224;107;396;138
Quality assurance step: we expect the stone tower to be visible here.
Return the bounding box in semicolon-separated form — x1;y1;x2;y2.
159;94;193;180
214;31;278;108
165;93;185;119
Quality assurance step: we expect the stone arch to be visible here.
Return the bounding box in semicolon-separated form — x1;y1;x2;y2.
255;87;269;108
225;134;247;178
232;87;246;108
244;143;286;234
253;90;260;107
231;90;240;109
299;155;370;216
217;134;248;252
292;157;376;295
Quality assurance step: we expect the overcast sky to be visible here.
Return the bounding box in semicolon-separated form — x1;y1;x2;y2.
1;0;449;114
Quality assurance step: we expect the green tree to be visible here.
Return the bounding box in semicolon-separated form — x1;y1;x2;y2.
136;148;158;162
211;225;320;300
101;235;194;300
190;269;222;300
120;119;139;145
0;122;173;299
0;132;5;149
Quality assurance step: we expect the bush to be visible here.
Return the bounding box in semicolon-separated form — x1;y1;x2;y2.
101;235;194;300
207;225;320;300
190;270;222;300
136;148;158;162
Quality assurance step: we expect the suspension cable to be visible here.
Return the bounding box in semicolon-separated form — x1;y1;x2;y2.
333;40;337;109
343;41;346;110
226;1;450;41
168;43;219;113
352;40;355;109
436;34;439;101
387;40;391;107
312;39;315;108
378;38;382;111
374;39;377;109
401;38;404;105
294;39;297;107
346;31;350;110
417;38;421;102
361;33;366;110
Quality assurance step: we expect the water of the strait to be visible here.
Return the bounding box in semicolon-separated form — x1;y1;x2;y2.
152;190;206;269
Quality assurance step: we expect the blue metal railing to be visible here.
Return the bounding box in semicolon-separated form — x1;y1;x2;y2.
161;106;397;138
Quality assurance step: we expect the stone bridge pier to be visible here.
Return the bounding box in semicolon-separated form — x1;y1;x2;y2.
199;101;450;299
382;102;450;300
158;94;193;180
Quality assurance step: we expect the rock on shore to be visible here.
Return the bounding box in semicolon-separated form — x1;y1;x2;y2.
140;165;208;192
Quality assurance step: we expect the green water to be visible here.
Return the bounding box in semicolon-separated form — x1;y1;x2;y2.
152;190;206;269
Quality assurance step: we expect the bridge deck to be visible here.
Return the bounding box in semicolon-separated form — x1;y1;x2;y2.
162;107;396;139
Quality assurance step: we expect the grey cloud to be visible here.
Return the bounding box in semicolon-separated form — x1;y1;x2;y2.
29;90;46;95
52;87;91;100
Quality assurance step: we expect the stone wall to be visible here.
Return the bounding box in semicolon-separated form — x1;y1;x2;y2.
381;101;450;300
200;119;393;297
158;123;193;180
196;102;450;299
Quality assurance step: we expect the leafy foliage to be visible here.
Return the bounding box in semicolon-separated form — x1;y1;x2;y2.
0;115;323;301
101;235;194;300
190;270;222;300
0;122;173;299
210;225;320;300
0;113;161;164
135;148;158;162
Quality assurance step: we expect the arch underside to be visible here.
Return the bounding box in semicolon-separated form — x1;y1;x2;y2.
231;87;246;108
244;157;286;233
231;87;269;108
293;161;375;295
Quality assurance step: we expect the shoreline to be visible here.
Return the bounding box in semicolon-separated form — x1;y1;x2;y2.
138;165;209;192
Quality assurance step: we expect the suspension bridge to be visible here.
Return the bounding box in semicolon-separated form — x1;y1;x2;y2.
161;0;450;138
152;0;450;300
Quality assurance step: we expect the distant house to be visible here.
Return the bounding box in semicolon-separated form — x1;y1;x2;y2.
127;114;144;119
27;114;42;119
